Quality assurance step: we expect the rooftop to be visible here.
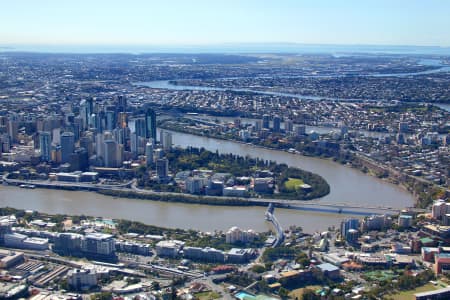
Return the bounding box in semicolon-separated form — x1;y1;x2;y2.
422;247;439;253
85;233;114;240
436;253;450;259
420;237;435;244
156;240;185;248
280;270;299;278
317;263;340;272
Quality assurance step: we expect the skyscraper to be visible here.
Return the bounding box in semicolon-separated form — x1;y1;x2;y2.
160;130;172;150
145;141;153;167
60;132;75;164
113;128;125;145
145;109;157;141
103;140;118;168
130;133;138;158
70;148;89;171
156;158;168;179
7;119;18;144
89;114;97;130
95;111;105;132
262;114;270;129
273;115;281;132
39;131;52;162
117;112;128;129
105;110;116;131
80;98;94;130
284;119;293;133
0;134;10;153
254;120;262;131
116;95;127;113
340;218;359;241
116;144;124;167
134;118;146;138
96;133;104;159
80;135;94;157
51;144;62;163
295;125;306;136
52;128;61;145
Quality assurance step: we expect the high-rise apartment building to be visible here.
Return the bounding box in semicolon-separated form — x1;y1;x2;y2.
60;132;75;163
39;131;52;162
145;109;157;141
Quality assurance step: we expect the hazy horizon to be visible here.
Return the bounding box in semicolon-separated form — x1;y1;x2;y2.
2;42;450;55
2;1;450;49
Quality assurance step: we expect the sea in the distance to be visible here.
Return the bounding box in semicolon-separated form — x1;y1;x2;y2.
2;43;450;55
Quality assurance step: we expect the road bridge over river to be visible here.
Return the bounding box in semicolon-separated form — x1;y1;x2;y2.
3;173;402;216
265;203;284;247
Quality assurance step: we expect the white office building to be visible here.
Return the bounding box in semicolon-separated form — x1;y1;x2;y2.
67;269;97;290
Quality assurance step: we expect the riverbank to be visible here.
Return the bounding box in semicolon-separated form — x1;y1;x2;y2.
351;152;447;209
1;176;287;208
148;146;329;201
3;143;330;205
135;73;450;109
0;185;362;232
158;123;428;208
2;176;312;210
0;206;272;250
0;127;414;233
98;189;267;207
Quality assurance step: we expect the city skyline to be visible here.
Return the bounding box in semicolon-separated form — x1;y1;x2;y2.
1;0;450;48
0;3;449;294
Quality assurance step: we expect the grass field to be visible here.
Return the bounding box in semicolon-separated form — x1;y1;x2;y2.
289;285;321;299
284;178;304;191
364;270;397;282
390;283;442;300
195;291;221;300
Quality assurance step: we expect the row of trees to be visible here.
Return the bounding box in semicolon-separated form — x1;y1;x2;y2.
98;189;258;206
277;164;330;200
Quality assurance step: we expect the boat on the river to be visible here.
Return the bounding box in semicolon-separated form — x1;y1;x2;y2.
19;184;36;189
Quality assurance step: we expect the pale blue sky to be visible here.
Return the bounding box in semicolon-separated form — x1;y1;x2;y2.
1;0;449;46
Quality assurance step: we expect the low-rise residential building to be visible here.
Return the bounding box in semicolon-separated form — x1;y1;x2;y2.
82;233;115;259
185;176;208;194
4;233;49;250
431;199;448;220
398;215;413;228
183;246;225;263
361;215;392;231
225;226;256;244
115;240;151;256
434;253;450;274
53;232;116;261
317;263;340;279
421;247;439;262
223;186;248;197
67;269;97;291
155;240;184;258
421;224;450;240
253;178;274;194
340;218;359;242
322;253;350;266
0;249;24;269
226;248;254;263
278;269;313;286
357;254;389;266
